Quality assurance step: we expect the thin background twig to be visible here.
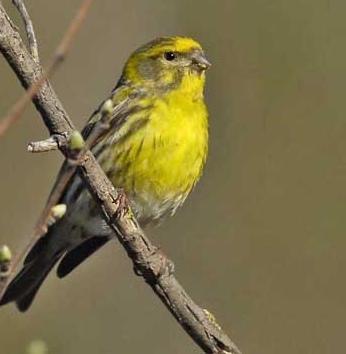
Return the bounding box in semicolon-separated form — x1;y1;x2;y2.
0;0;93;138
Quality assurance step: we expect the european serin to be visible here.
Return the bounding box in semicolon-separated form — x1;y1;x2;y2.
0;36;210;311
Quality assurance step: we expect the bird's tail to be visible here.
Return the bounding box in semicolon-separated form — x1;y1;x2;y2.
0;229;65;312
0;227;110;312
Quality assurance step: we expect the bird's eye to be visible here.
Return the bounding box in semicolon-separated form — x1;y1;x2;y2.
164;51;177;61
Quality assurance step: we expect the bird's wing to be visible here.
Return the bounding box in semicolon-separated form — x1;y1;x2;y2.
44;83;144;209
81;82;145;146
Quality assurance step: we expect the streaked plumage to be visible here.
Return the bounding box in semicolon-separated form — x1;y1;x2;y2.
0;36;210;311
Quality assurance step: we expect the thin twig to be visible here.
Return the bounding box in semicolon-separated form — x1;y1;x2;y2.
27;138;58;152
0;3;241;353
27;134;67;152
12;0;39;62
53;0;93;60
0;0;93;138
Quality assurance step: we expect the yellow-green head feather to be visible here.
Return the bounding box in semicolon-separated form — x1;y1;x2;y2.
122;37;210;94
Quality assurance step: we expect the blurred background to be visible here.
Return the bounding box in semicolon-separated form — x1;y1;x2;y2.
0;0;345;353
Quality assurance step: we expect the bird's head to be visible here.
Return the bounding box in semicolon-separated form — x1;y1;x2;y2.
122;36;210;93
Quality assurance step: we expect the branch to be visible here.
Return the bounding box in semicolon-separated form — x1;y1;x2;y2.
0;3;241;353
12;0;39;62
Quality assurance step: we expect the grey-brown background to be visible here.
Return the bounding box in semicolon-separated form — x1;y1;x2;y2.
1;0;345;353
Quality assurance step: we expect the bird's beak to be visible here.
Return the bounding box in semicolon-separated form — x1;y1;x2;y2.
191;51;211;71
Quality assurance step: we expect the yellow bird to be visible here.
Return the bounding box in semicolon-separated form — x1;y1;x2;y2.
0;36;210;311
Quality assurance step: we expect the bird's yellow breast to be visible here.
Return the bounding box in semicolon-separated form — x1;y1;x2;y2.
105;74;208;221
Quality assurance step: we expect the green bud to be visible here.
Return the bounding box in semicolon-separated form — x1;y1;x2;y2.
51;204;67;220
101;99;113;115
0;245;12;263
68;131;85;151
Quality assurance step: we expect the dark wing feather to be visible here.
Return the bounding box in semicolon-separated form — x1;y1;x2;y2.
57;237;110;278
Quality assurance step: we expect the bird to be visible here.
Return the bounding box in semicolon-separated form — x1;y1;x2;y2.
0;36;210;311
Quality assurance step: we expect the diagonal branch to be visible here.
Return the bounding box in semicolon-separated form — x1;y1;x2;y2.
0;3;241;354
